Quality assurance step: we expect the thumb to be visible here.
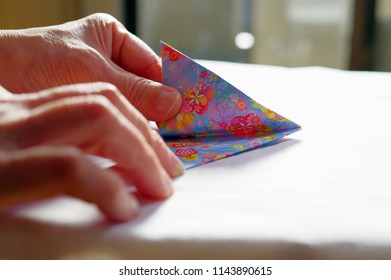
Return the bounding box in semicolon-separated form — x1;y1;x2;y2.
119;74;182;121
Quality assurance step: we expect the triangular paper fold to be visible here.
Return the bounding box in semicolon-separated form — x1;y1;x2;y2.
158;41;301;169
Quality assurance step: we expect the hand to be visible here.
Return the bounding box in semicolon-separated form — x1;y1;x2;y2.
0;13;181;121
0;83;184;222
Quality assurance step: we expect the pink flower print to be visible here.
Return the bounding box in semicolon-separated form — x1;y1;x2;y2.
168;51;181;61
182;101;193;114
175;148;196;157
202;152;220;162
186;141;202;147
215;152;232;160
204;119;217;130
234;98;248;112
175;148;199;162
218;122;228;129
199;144;213;149
274;112;286;121
245;113;262;125
210;123;217;130
229;93;239;103
169;142;187;148
226;124;236;134
163;45;182;61
175;114;184;121
215;97;236;120
184;88;207;113
203;152;232;162
229;113;265;136
200;70;208;79
196;130;209;137
249;139;263;148
230;115;256;135
254;123;269;134
183;82;215;115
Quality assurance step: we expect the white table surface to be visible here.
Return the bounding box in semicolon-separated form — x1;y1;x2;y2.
1;61;390;259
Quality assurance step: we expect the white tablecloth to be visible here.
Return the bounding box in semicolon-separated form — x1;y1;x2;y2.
1;61;390;259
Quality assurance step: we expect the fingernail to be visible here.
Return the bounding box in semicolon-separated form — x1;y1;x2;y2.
161;172;174;197
155;88;181;115
113;191;139;222
169;153;185;178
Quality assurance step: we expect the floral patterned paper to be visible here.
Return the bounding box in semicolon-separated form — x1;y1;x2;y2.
158;42;301;169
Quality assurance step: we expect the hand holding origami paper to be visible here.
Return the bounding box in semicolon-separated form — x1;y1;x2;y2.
158;42;301;169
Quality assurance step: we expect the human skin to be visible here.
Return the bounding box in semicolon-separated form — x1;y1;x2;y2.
0;14;184;222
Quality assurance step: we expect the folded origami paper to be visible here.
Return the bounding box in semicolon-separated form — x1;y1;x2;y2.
158;42;301;169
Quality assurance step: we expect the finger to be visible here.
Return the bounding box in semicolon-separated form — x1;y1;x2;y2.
94;13;163;83
0;95;173;198
0;146;138;222
114;32;162;83
108;165;134;186
122;74;182;122
9;82;184;178
83;14;182;121
0;86;13;97
18;79;182;123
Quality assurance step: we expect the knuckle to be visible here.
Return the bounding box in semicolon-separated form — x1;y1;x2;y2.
88;13;116;23
95;82;122;100
129;110;153;140
94;82;119;93
85;13;113;25
85;13;121;31
70;82;120;99
81;95;114;116
149;129;166;150
61;95;117;130
0;86;12;98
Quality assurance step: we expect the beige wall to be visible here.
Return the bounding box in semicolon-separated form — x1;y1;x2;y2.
1;0;389;71
0;0;124;29
250;0;354;69
138;0;354;69
373;0;391;71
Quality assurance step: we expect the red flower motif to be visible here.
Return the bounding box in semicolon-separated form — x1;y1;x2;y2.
218;122;228;129
234;98;248;112
255;123;268;133
231;116;256;135
168;51;181;61
182;82;215;115
186;141;202;147
245;113;262;125
249;139;263;148
175;148;198;157
229;113;264;135
163;45;172;52
200;70;208;78
163;45;182;61
169;142;187;148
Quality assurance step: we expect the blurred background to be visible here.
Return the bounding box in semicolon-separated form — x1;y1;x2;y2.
0;0;389;71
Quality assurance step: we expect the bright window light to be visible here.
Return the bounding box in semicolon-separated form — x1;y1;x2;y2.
235;32;255;49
